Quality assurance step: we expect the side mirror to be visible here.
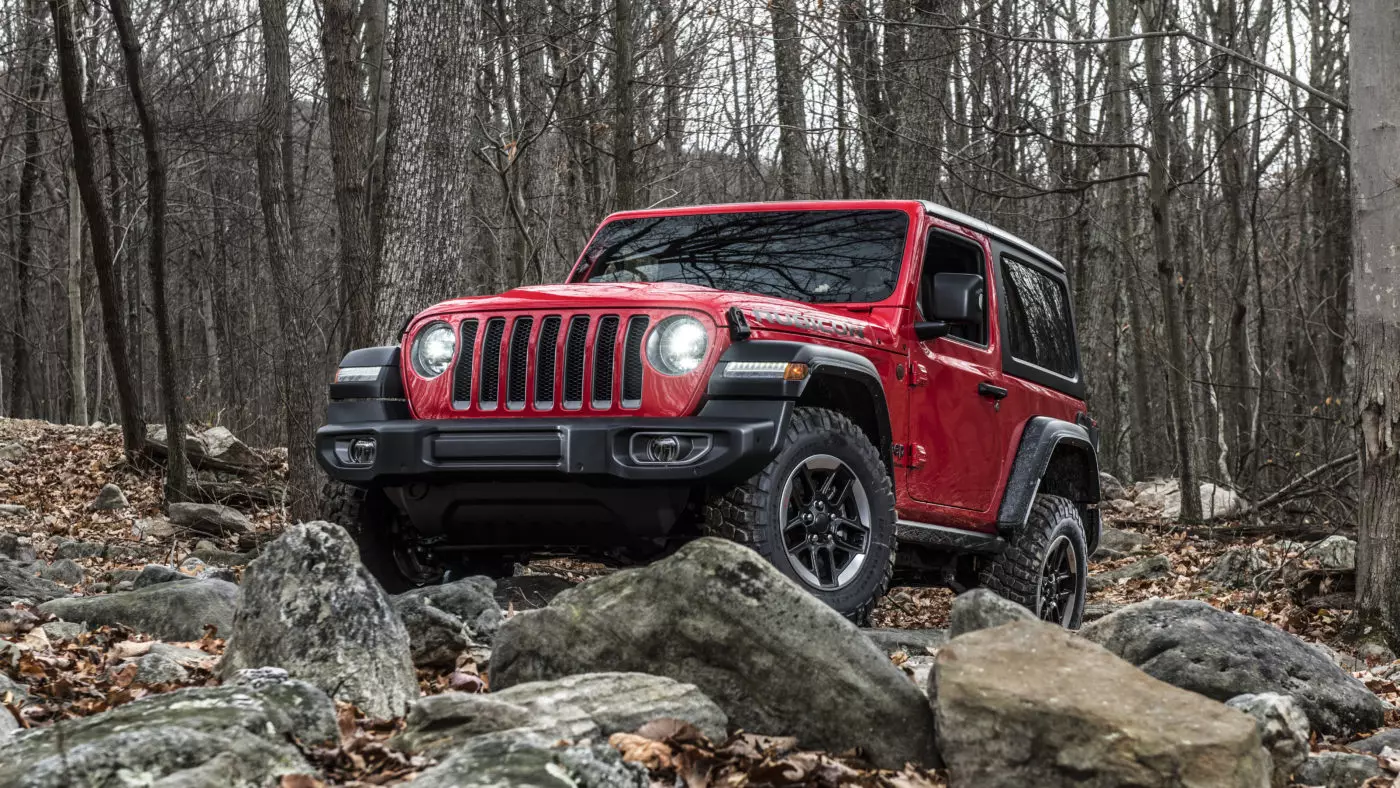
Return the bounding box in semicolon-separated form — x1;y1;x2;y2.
930;272;984;325
913;321;951;341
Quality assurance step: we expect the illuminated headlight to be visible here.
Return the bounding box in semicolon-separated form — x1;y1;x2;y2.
646;316;709;375
335;366;382;383
410;321;456;378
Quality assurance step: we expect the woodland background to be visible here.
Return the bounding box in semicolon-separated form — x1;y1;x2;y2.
0;0;1390;572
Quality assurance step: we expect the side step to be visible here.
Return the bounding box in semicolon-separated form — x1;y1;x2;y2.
895;520;1007;554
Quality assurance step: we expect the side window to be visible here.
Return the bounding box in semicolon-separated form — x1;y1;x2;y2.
918;232;986;345
1000;255;1078;378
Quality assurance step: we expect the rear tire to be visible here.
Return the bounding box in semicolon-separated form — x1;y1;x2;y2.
979;494;1088;628
702;407;896;624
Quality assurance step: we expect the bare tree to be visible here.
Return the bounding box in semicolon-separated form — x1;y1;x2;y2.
770;0;809;198
8;0;47;420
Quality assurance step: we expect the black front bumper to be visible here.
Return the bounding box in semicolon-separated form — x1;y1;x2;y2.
316;399;792;485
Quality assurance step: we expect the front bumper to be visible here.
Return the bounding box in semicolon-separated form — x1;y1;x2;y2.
316;399;792;485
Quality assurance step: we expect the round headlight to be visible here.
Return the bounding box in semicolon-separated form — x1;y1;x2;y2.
646;315;709;375
410;321;456;378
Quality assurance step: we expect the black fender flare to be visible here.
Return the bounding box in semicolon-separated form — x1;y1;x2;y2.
327;346;410;424
705;340;892;462
996;416;1101;548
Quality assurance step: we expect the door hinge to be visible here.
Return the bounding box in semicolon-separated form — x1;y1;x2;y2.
906;443;927;468
909;362;929;387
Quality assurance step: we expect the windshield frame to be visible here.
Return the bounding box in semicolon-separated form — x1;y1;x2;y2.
567;202;923;307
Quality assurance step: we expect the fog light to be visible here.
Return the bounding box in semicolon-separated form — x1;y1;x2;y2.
648;436;682;463
335;437;377;466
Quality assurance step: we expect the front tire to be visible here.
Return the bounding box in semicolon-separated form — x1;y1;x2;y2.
980;494;1088;628
321;482;443;594
703;407;896;624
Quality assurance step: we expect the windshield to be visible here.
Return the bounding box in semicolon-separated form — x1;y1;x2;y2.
576;209;910;303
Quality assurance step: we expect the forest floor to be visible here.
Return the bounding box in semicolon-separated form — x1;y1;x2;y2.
1;417;1396;786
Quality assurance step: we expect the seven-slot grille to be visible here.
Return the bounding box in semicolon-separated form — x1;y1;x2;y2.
450;313;652;412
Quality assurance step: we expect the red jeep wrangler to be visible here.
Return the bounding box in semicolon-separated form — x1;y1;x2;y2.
318;200;1101;625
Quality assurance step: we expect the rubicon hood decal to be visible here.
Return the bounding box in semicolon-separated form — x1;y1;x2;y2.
749;308;866;340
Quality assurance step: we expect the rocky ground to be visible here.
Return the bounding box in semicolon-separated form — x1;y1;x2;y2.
1;417;1398;787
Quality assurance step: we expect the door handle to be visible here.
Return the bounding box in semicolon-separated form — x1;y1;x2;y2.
978;382;1009;400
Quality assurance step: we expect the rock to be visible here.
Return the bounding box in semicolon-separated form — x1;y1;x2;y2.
948;588;1035;637
36;579;236;641
0;532;35;562
168;502;254;536
132;652;191;684
1;706;17;740
932;620;1269;787
1293;752;1384;788
1;671;28;703
1087;554;1171;591
491;538;938;768
0;443;25;462
900;655;937;691
1226;693;1309;787
148;643;215;667
494;672;728;743
1349;728;1400;754
135;564;188;589
198;426;260;467
1082;602;1124;623
1358;642;1397;664
37;558;85;586
395;595;473;668
53;539;146;562
1099;471;1127;501
1101;498;1137;517
1133;479;1249;521
0;674;336;788
133;517;177;540
218;522;417;719
0;606;39;635
393;694;559;757
1312;642;1368;673
190;545;253;567
1312;535;1358;571
40;621;83;641
494;574;577;610
0;505;29;518
862;627;948;656
0;556;71;605
409;732;646;788
398;576;505;643
1097;526;1151;555
1201;547;1272;589
88;483;129;511
1081;599;1388;736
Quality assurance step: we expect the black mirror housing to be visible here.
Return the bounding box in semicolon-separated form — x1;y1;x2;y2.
931;272;985;325
913;321;951;341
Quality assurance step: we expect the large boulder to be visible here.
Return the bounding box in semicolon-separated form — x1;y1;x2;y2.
0;674;336;788
1349;728;1400;755
198;426;260;467
168;502;254;537
1094;526;1151;558
0;556;69;605
490;538;938;768
1134;480;1248;521
1099;471;1128;501
1311;536;1357;571
409;732;646;788
1080;599;1388;736
395;595;473;668
494;672;728;743
1225;693;1309;787
36;579;236;641
933;621;1269;787
948;588;1035;637
218;522;418;719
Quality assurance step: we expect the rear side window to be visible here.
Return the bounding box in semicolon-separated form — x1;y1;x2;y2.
1000;255;1078;378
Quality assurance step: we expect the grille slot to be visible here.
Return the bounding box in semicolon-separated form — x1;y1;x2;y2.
534;316;562;409
479;318;506;409
452;319;480;406
621;316;648;407
592;315;620;408
562;316;590;409
506;317;533;409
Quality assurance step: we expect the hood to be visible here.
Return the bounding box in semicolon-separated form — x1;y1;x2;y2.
414;282;897;350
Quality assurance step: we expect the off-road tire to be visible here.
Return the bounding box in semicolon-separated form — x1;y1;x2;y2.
320;481;416;594
702;406;896;624
979;494;1088;628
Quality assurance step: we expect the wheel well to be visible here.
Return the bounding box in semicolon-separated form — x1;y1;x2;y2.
797;372;893;474
1038;442;1099;504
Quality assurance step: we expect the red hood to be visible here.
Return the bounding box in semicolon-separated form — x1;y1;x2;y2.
413;282;899;350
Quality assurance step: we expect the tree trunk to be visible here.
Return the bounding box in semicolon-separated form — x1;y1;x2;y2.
66;164;87;425
9;0;47;420
1139;0;1201;520
371;0;478;340
257;0;318;519
50;0;145;462
769;0;808;198
108;0;189;500
611;0;638;208
1350;0;1400;647
321;0;377;351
